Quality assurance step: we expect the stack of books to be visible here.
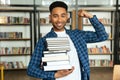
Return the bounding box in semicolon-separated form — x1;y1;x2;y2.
42;37;72;71
46;37;70;51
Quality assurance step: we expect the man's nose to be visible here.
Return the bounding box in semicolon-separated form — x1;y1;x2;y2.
58;17;62;22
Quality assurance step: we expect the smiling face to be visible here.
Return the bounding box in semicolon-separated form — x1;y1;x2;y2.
49;7;68;32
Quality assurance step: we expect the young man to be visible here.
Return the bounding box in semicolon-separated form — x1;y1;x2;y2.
27;1;108;80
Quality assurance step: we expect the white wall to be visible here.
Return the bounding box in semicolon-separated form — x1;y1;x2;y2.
9;0;117;5
10;0;42;5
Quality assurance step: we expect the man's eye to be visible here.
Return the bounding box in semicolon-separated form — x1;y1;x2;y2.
53;15;57;18
62;16;66;18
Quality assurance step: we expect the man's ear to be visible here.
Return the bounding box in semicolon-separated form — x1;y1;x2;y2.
67;13;69;19
66;13;69;23
49;15;51;23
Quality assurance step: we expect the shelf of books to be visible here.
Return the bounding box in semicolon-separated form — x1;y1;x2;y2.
80;7;115;67
114;3;120;64
0;6;33;70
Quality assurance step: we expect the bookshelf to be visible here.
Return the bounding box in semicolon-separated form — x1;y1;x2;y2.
0;5;33;70
0;1;118;80
114;0;120;64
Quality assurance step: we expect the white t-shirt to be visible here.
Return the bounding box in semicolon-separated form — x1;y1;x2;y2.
55;30;81;80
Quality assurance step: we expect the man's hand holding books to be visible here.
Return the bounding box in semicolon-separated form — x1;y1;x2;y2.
54;66;74;78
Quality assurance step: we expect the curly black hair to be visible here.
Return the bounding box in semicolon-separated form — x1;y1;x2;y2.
49;1;68;13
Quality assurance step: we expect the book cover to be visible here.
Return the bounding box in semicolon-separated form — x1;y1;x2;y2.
43;52;67;57
43;64;72;71
42;55;69;62
43;50;67;54
47;47;70;51
43;60;70;66
46;37;68;41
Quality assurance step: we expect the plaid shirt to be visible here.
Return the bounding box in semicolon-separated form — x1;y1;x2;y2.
27;15;108;80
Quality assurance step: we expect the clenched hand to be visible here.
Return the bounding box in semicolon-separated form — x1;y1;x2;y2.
54;66;74;78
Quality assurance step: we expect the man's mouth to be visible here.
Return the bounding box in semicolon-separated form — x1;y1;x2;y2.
57;23;62;26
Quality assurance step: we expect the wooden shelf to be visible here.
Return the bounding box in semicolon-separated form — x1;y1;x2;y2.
89;53;113;55
0;54;30;56
4;67;27;71
0;38;30;41
0;23;30;26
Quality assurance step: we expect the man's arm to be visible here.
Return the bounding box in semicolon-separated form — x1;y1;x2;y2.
78;9;108;43
27;38;55;79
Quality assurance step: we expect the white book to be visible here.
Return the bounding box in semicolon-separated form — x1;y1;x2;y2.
48;46;70;50
43;64;72;71
47;44;70;47
47;41;69;45
47;40;69;42
43;60;70;66
48;47;70;51
44;52;67;57
42;55;69;62
43;50;67;54
46;37;68;41
48;45;70;48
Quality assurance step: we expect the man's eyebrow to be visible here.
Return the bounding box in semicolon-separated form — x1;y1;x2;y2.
52;13;66;15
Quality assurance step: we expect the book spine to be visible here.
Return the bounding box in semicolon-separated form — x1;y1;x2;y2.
43;60;70;66
43;64;72;71
42;55;69;62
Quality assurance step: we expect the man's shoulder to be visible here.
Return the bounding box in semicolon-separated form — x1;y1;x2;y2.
68;29;83;33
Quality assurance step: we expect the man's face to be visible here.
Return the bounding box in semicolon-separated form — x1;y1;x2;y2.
49;7;68;32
